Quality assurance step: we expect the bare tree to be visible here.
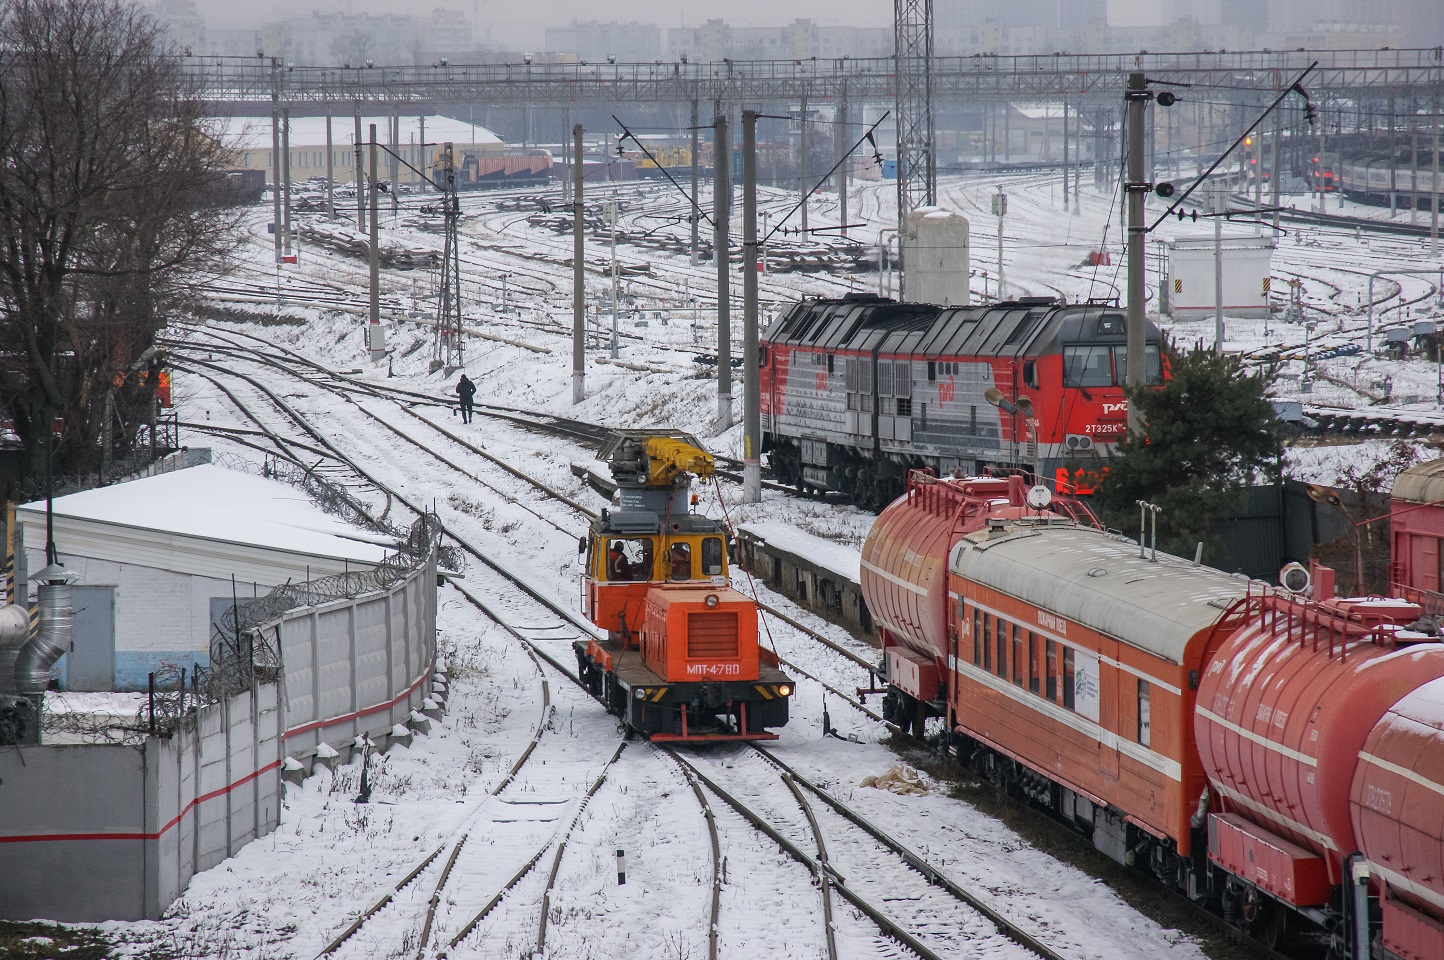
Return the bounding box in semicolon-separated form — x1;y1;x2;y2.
329;27;375;68
0;0;241;487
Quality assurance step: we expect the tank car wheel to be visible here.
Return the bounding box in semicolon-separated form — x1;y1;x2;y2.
1256;898;1286;949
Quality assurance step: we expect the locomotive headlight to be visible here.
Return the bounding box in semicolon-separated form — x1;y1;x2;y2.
635;688;648;699
705;594;719;608
778;685;792;697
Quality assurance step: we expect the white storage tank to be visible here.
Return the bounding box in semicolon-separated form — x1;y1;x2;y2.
903;207;970;306
1164;235;1275;319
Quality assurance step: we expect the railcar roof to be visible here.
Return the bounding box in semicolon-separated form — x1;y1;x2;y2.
1392;457;1444;505
950;524;1249;664
764;298;1159;360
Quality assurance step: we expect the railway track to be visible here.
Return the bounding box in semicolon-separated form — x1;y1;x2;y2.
170;330;884;713
175;334;1092;960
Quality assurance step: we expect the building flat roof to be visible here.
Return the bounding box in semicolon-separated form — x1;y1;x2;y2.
218;115;502;152
19;465;392;579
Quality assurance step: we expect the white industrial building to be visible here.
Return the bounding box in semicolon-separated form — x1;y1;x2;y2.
1163;235;1276;320
15;463;390;692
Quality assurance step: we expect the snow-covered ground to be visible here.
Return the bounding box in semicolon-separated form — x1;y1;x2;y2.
95;158;1444;957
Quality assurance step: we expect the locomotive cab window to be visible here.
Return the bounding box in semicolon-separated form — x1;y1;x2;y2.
667;542;693;581
701;537;725;576
1063;344;1163;387
605;538;654;582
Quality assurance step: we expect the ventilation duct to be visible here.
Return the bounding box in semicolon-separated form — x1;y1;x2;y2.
14;583;73;696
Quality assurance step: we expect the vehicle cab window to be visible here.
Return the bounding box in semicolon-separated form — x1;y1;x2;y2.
606;538;654;582
668;542;693;581
701;537;725;576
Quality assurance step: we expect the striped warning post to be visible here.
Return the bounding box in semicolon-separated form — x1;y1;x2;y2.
4;501;14;606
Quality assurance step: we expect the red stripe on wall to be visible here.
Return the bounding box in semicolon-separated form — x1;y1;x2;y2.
282;664;432;740
0;661;433;845
0;760;281;844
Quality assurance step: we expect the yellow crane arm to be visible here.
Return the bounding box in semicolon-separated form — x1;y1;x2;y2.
643;436;715;486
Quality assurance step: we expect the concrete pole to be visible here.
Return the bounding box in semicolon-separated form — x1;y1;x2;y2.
1124;72;1148;435
419;116;427;188
369;124;380;329
609;201;619;359
325;113;335;218
714;108;733;432
270;77;282;265
799;95;809;233
1073;104;1082;214
996;185;1006;299
1389;94;1397;217
389;110;400;216
837;87;849;238
690;99;700;266
1062;97;1070;209
1433;110;1441;257
1271;97;1282;235
354;108;365;231
1214;181;1226;355
742;109;761;503
281;109;293;260
1412;116;1420;224
572;124;585;404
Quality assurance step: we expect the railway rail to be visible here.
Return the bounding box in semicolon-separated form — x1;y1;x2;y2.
174;334;1082;960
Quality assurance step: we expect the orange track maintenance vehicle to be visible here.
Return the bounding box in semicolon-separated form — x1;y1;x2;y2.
575;431;792;741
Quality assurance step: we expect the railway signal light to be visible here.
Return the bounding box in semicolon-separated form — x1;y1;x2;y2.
1155;91;1177;107
1154;181;1175;198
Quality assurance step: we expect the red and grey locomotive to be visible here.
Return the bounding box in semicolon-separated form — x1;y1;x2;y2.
760;295;1163;506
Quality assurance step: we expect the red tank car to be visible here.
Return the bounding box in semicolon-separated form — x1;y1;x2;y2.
860;472;1099;733
1352;677;1444;960
860;472;1444;954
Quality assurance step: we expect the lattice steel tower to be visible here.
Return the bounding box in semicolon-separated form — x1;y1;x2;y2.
894;0;936;275
432;144;464;372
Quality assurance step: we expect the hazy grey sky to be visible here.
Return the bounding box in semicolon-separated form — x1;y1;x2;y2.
204;0;893;32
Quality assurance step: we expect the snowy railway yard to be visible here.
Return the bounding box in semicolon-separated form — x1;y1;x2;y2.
89;164;1444;960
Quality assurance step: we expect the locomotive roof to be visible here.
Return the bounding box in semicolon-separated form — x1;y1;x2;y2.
764;297;1160;359
950;524;1248;664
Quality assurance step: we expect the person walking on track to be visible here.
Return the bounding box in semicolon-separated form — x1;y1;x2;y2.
457;373;476;423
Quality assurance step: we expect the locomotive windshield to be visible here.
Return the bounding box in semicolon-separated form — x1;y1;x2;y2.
1063;344;1162;387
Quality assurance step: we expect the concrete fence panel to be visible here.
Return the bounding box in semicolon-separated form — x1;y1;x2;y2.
0;546;436;921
